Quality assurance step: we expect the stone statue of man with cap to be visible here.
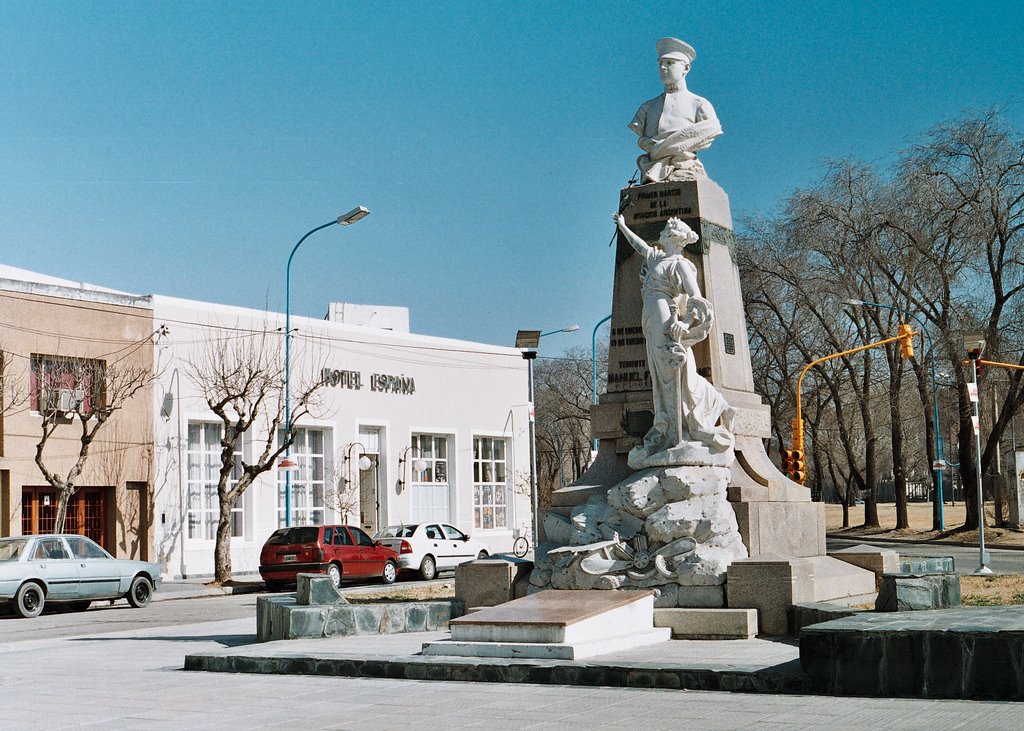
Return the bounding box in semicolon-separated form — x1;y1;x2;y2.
630;37;723;183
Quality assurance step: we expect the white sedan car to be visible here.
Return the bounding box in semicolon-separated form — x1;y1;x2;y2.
0;534;161;618
374;523;489;580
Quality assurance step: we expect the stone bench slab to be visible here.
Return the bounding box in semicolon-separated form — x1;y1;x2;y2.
801;606;1024;699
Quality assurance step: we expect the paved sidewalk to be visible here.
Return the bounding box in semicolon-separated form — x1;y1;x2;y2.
186;627;806;694
153;576;265;602
4;614;1020;730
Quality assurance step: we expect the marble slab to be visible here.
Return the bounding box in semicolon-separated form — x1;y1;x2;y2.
420;628;671;660
450;589;654;628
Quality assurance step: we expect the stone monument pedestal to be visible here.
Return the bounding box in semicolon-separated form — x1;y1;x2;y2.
553;177;825;561
545;176;864;634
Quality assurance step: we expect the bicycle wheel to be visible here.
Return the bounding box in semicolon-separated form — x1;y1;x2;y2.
513;536;530;558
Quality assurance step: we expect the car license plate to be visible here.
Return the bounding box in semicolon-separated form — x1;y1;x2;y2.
282;554;297;563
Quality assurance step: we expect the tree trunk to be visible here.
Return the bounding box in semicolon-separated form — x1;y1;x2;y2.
213;489;234;583
890;367;909;530
862;418;880;527
910;359;942;530
992;473;1006;528
54;486;71;534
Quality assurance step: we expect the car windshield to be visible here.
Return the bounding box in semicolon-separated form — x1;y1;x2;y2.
0;539;28;562
265;527;320;545
375;525;417;539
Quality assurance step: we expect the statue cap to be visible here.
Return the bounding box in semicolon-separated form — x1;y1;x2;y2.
657;37;695;63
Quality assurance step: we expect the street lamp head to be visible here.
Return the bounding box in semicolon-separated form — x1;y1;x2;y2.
841;298;864;307
515;330;542;349
561;325;581;333
963;332;986;354
338;206;370;226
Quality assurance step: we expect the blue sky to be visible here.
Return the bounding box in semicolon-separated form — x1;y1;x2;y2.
1;2;1021;353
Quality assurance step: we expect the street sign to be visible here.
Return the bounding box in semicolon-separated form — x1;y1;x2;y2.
968;383;979;402
932;460;947;471
972;415;980;435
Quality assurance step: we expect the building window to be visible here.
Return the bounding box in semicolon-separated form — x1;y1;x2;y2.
277;427;326;528
409;433;450;523
187;422;242;540
473;437;508;530
30;354;104;415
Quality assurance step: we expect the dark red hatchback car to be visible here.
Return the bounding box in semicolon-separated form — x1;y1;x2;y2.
259;525;399;591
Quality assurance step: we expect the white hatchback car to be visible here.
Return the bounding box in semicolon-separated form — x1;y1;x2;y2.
373;523;489;580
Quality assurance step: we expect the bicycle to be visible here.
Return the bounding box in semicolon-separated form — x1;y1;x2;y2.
512;529;531;558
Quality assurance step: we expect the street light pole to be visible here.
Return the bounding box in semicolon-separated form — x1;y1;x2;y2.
965;334;992;574
524;350;539;548
592;314;612;452
844;299;946;529
284;206;369;528
515;325;579;549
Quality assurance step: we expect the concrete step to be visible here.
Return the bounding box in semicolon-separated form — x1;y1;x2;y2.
422;589;670;660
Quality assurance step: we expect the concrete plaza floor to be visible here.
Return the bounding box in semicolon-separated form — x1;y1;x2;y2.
1;602;1021;729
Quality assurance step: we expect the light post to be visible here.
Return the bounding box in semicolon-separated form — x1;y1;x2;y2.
397;445;428;494
341;442;373;526
844;299;947;530
591;314;612;451
283;206;369;527
964;333;992;574
515;324;579;548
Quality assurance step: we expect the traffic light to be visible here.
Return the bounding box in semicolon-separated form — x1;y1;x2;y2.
790;450;806;484
898;323;915;359
781;449;807;485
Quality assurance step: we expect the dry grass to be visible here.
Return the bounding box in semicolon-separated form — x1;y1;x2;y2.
825;502;1024;548
960;574;1024;606
826;502;1024;604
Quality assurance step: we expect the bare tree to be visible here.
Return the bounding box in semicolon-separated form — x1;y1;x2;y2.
185;330;324;584
534;344;607;501
876;111;1024;530
33;353;153;532
739;110;1024;536
0;350;27;421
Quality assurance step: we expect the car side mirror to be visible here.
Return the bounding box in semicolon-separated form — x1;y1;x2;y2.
461;536;470;542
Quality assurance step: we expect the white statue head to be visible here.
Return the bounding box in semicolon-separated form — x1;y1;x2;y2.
657;37;695;87
658;217;699;253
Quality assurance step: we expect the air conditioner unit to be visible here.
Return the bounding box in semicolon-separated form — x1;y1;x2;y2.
57;388;86;412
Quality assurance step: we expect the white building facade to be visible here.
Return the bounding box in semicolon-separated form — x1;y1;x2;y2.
151;295;531;579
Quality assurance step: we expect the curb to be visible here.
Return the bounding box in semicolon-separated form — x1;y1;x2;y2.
827;532;1024;552
183;651;807;695
153;582;265;602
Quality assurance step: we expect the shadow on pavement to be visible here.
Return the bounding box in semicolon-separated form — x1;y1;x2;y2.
71;634;257;647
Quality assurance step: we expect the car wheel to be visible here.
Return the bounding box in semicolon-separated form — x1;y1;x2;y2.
419;555;437;581
127;575;153;608
14;582;44;618
477;551;488;559
68;601;92;612
327;563;342;588
381;561;397;585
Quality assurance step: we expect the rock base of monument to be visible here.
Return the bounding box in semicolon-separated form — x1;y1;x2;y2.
532;464;747;608
628;442;734;470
